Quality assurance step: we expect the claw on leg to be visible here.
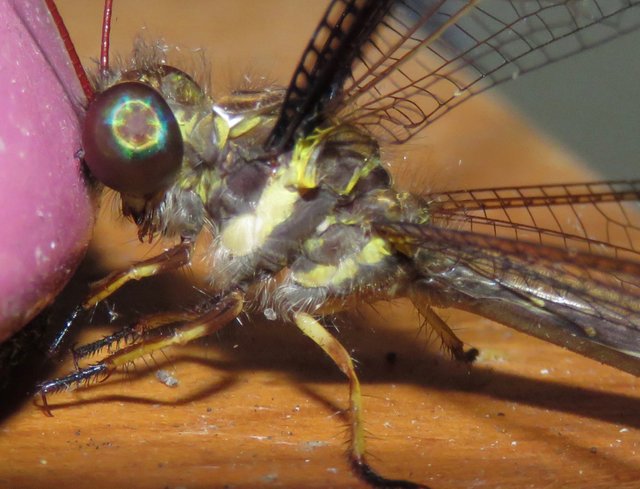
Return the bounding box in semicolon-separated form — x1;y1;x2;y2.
37;291;243;416
410;287;478;364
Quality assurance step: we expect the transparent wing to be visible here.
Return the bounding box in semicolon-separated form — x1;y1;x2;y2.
373;179;640;374
341;0;640;143
427;180;640;262
374;215;640;376
267;0;640;149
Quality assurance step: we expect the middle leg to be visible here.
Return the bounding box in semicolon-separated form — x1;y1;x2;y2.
293;311;429;489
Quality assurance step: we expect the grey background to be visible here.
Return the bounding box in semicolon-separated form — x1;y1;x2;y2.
498;29;640;179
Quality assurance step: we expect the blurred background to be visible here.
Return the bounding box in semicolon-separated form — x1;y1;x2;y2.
501;26;640;180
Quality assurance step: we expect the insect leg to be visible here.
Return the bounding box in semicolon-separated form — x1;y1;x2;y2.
294;312;429;489
71;311;199;369
83;241;193;309
38;291;243;416
48;242;193;356
409;286;478;364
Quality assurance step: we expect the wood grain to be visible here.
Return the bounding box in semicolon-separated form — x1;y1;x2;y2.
1;2;638;489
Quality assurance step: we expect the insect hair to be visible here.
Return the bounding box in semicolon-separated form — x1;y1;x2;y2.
88;36;212;95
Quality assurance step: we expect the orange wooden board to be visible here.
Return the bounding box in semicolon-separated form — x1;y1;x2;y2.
2;304;639;489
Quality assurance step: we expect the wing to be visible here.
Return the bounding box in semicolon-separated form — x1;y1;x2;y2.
374;180;640;375
266;0;395;151
428;180;640;261
267;0;640;149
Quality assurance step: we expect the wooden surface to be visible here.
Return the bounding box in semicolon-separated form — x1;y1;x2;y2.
1;2;639;489
2;308;640;489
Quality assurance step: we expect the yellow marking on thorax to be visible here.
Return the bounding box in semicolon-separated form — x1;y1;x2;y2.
221;169;299;256
294;236;391;288
290;132;321;190
228;115;266;138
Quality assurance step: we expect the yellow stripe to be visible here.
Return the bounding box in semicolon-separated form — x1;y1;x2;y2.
221;170;299;256
294;237;391;288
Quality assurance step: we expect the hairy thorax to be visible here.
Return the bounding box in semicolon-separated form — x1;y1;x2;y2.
105;52;427;318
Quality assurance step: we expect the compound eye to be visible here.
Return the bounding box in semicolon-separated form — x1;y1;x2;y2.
82;82;183;196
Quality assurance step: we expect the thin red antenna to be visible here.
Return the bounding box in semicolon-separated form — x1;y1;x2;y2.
100;0;113;77
44;0;94;102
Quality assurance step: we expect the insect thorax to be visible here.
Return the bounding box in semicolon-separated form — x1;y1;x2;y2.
110;61;426;317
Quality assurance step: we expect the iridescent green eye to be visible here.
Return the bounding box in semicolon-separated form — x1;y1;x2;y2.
82;81;183;196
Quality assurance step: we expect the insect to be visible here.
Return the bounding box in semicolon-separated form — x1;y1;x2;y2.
35;1;640;488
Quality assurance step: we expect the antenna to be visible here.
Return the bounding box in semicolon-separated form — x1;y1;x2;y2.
99;0;113;78
44;0;95;102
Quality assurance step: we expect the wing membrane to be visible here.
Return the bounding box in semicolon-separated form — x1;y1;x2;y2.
341;0;640;143
264;1;640;374
426;180;640;261
374;219;640;375
268;0;640;147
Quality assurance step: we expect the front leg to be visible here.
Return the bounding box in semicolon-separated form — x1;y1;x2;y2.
83;240;193;308
48;241;193;356
38;291;244;416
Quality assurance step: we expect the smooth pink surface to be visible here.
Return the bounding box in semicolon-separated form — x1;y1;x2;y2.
0;0;93;341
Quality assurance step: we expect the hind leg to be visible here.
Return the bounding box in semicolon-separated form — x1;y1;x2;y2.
409;285;478;363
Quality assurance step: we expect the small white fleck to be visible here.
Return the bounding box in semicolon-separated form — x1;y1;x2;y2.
540;368;550;375
264;308;277;321
301;440;328;451
155;370;179;388
212;104;244;128
511;441;518;446
619;428;629;433
261;472;278;483
39;459;47;465
249;435;271;441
